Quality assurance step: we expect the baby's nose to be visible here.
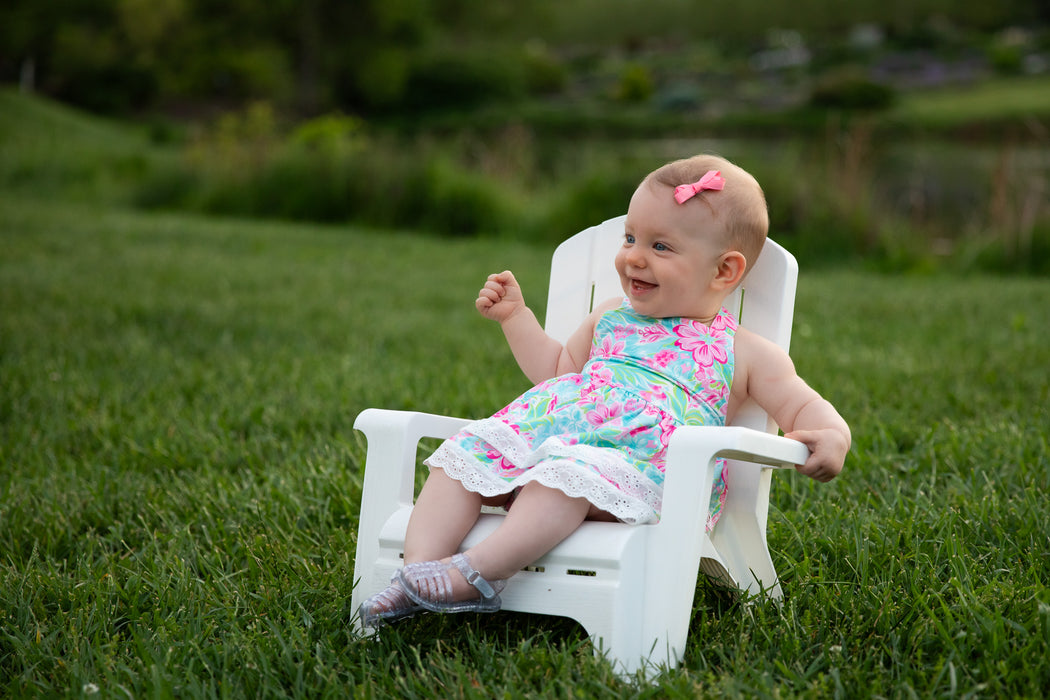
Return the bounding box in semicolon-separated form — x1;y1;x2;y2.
626;247;647;267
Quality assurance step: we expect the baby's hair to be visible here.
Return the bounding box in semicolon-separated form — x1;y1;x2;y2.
646;155;769;276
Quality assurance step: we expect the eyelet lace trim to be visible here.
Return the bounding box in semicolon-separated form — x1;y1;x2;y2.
425;418;663;525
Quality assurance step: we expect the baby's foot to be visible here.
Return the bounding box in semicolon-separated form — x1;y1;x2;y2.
397;553;505;613
359;578;422;627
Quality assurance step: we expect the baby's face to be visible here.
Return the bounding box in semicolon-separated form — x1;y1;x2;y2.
615;182;730;320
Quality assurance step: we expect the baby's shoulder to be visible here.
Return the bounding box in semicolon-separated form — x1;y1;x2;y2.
594;296;625;316
733;326;795;376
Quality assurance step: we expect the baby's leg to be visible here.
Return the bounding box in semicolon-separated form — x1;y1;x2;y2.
403;468;483;563
361;468;484;624
427;482;589;601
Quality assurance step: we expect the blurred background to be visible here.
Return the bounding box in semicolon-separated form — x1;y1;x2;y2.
2;0;1049;272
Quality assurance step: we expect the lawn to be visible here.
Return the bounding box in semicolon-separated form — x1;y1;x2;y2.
889;74;1050;130
1;191;1048;697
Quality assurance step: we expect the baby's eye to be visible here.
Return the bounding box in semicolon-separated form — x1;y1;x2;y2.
653;242;669;251
624;234;636;245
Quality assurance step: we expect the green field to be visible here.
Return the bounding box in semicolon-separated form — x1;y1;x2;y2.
890;75;1050;130
2;190;1049;696
2;87;1050;696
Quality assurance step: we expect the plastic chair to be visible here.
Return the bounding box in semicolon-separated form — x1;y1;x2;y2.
350;215;810;676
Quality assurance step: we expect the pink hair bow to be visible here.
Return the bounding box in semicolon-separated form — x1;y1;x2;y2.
673;170;726;204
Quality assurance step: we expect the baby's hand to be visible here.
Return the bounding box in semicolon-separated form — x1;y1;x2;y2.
476;271;527;323
784;428;849;483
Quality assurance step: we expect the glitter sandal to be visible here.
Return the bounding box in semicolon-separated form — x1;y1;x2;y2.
396;553;504;614
358;576;424;627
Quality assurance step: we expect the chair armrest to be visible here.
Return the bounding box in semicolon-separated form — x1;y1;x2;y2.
645;426;809;624
354;407;472;447
695;426;811;470
352;409;472;600
659;426;808;534
353;408;472;510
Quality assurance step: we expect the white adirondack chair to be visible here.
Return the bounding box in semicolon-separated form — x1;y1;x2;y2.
350;215;810;676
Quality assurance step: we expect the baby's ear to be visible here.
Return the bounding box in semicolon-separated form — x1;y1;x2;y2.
714;251;747;289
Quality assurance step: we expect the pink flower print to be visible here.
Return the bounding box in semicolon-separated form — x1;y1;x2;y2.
613;324;635;341
623;396;644;414
586;400;623;427
587;363;614;389
649;349;676;369
594;335;625;359
673;322;728;368
496;454;524;476
712;382;729;402
640;325;672;343
544;395;559;415
640;384;668;403
708;311;737;332
658;414;677;448
650;453;667;474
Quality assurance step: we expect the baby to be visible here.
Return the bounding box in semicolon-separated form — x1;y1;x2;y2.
360;154;850;624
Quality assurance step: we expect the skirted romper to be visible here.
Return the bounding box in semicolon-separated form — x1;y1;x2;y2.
425;299;736;528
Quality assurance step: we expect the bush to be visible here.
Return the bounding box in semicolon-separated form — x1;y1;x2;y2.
404;49;526;112
967;223;1050;275
615;64;655;103
987;43;1025;75
420;158;520;236
532;168;641;244
809;71;895;110
133;115;522;236
523;43;569;96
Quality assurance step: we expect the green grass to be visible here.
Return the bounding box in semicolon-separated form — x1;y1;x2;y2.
2;190;1049;697
1;86;1049;697
889;74;1050;131
0;89;177;207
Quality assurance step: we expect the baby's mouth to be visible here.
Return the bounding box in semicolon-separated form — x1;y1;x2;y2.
630;278;657;293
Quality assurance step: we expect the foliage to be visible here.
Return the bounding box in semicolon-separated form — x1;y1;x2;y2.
132;105;521;236
401;46;528;113
533;167;646;245
0;88;173;204
887;75;1050;130
5;87;1049;272
2;194;1049;696
809;70;896;111
615;64;656;104
2;0;1048;117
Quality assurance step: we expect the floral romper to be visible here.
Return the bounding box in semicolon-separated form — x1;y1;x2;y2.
425;299;736;528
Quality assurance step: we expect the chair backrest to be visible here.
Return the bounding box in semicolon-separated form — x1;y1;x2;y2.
544;214;798;434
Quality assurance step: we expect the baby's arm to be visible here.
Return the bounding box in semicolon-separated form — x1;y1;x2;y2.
732;328;851;482
476;271;607;385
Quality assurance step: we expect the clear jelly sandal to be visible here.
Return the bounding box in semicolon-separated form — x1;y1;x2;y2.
358;576;423;627
396;553;505;614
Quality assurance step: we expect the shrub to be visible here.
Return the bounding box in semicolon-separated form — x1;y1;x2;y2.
532;168;641;244
987;42;1025;75
133;117;524;236
967;223;1050;275
523;43;569;96
809;71;895;110
420;158;520;236
404;49;526;112
132;161;197;210
615;64;655;103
